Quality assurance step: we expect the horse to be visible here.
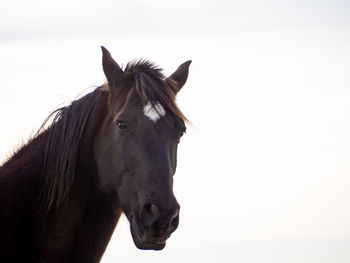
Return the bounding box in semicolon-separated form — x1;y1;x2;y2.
0;46;191;263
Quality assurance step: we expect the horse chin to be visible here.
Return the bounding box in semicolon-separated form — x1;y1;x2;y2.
130;217;166;250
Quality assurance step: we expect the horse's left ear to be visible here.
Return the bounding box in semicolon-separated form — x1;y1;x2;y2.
166;60;192;94
101;46;123;88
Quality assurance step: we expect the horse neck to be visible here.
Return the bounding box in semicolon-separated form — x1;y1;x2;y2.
0;130;52;208
0;90;122;262
0;90;112;209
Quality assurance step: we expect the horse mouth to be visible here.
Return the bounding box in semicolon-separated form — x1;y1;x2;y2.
130;217;166;250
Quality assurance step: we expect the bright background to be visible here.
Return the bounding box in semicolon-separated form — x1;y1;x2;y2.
1;1;350;262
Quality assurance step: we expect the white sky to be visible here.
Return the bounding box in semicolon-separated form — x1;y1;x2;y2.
1;0;350;262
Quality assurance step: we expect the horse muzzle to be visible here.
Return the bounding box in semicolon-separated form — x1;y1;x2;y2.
129;203;180;250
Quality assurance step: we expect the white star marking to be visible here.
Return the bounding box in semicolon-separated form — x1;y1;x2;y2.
143;101;166;122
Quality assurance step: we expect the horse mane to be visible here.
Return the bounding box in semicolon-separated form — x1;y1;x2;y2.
121;60;188;123
40;89;101;211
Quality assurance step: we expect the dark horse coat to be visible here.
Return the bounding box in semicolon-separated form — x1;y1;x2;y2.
0;47;191;262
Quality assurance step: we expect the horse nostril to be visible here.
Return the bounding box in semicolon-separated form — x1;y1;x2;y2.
142;203;160;226
150;204;160;218
141;204;179;232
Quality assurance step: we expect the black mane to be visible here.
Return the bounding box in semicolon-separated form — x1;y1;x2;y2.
124;59;164;80
119;59;188;122
40;89;101;211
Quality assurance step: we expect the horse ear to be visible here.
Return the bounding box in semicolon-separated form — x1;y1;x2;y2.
101;46;123;87
167;60;192;94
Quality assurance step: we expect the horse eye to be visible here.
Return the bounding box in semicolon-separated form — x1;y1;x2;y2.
117;120;127;130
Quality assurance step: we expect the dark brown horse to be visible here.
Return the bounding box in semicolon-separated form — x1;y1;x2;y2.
0;47;191;262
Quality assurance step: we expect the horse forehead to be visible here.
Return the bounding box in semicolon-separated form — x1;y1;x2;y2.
143;101;166;123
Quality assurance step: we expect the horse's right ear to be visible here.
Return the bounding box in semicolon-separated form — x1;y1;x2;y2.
166;60;192;94
101;46;123;87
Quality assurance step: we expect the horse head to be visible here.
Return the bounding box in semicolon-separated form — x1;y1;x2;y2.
93;47;191;250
